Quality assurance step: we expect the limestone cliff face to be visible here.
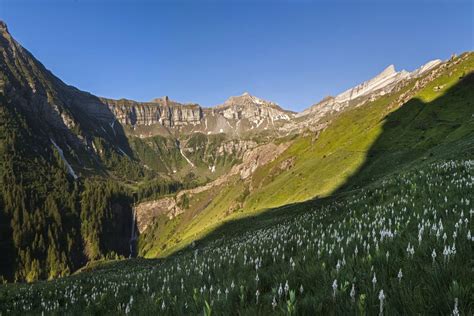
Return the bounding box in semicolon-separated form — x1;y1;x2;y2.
101;96;203;127
182;139;257;159
333;65;408;104
215;92;294;123
333;60;441;106
100;92;295;137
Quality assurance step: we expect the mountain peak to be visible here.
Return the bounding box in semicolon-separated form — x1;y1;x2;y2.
223;92;272;107
377;64;397;79
333;63;403;104
383;64;396;74
0;21;8;33
410;59;442;77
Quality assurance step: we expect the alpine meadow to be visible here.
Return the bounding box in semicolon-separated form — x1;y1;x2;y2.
0;1;473;315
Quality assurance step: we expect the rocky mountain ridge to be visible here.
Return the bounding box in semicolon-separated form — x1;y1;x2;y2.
297;58;442;119
0;18;454;186
0;20;448;142
100;97;203;128
101;92;296;138
94;56;444;139
0;19;454;183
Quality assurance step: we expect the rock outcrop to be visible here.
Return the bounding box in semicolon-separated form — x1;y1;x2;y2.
334;65;409;104
295;59;445;132
134;198;183;233
215;92;294;123
100;92;296;137
101;97;203;127
332;59;442;106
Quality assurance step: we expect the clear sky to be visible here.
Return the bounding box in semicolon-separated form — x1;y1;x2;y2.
1;0;473;111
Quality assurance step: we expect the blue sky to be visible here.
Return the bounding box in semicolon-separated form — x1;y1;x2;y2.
1;0;473;111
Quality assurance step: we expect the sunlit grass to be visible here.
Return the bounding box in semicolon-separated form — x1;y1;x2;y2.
139;53;474;258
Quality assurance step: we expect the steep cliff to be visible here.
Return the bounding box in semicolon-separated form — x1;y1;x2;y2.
100;96;203;127
0;23;159;281
100;92;295;138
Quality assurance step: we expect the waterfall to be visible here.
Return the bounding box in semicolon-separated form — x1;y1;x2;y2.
129;208;137;258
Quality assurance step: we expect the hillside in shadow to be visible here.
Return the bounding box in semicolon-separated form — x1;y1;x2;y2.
179;72;474;248
335;71;474;193
0;75;140;281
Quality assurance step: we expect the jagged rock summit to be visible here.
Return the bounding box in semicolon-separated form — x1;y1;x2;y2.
334;64;406;104
298;58;444;119
220;91;283;109
212;92;295;131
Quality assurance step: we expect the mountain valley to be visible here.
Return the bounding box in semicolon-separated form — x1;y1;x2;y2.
0;18;473;315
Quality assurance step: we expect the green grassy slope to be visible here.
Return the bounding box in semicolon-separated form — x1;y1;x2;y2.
1;142;472;314
127;132;247;186
139;53;474;258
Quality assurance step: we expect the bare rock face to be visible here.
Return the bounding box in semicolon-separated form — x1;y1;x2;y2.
100;92;296;137
333;60;440;106
296;59;445;132
410;59;442;78
215;92;295;127
214;139;257;156
235;142;290;179
134;198;183;233
334;65;407;104
279;156;295;171
298;65;409;120
0;21;8;32
101;97;203;127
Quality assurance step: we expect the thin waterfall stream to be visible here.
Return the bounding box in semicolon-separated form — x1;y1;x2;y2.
129;208;137;258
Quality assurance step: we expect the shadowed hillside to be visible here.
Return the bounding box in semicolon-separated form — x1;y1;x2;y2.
336;71;474;193
170;70;474;250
